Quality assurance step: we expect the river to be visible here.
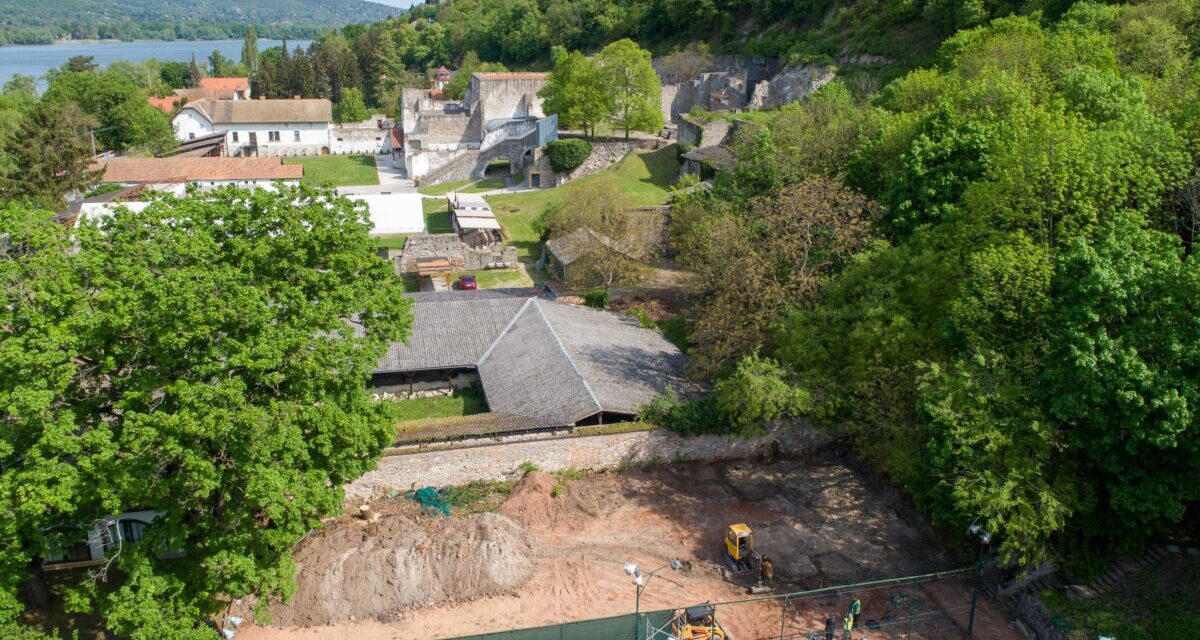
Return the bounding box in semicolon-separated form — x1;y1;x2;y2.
0;39;312;90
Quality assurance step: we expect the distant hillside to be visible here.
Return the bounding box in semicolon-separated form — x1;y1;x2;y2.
0;0;398;44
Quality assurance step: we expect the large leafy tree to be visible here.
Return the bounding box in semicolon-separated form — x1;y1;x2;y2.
596;38;662;138
0;186;412;637
539;47;611;137
44;71;176;155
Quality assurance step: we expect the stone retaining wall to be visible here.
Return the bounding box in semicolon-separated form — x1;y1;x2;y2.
346;420;832;500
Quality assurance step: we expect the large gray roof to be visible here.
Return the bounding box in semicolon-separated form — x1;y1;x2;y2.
376;289;688;425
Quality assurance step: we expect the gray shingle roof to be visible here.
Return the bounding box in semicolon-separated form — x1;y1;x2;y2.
376;289;538;372
375;290;689;425
478;300;600;425
539;301;690;415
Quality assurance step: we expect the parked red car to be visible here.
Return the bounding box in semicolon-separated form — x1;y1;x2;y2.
459;274;478;290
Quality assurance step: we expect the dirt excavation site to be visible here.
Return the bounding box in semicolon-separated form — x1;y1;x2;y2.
239;455;1021;640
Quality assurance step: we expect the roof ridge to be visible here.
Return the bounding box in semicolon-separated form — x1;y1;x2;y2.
477;297;535;365
529;299;602;414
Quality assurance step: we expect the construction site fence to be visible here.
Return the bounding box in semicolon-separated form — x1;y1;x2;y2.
450;568;979;640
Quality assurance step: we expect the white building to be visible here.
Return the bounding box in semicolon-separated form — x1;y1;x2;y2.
173;98;333;157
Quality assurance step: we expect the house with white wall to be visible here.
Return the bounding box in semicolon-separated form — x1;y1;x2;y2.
174;98;333;157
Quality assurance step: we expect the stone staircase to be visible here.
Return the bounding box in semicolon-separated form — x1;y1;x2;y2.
993;543;1196;639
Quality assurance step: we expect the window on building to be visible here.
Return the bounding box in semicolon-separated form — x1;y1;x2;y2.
188;132;195;140
293;131;300;142
268;131;281;142
232;132;239;143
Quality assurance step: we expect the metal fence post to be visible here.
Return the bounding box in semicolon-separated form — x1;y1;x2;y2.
779;595;787;639
905;577;916;640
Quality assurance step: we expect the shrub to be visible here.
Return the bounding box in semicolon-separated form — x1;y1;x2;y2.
545;138;593;173
583;289;609;308
516;461;540;476
714;352;810;436
638;389;724;436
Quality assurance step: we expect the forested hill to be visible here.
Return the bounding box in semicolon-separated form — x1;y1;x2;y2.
0;0;397;44
402;0;1037;72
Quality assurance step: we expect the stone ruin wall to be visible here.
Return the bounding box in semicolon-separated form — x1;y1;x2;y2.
396;233;519;275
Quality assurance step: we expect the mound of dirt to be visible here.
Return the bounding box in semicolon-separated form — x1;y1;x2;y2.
270;512;533;626
499;471;604;531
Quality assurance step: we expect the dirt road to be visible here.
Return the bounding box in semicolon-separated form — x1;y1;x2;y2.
239;456;1022;640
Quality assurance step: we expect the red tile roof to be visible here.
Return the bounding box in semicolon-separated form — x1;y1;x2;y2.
199;77;250;92
95;156;303;184
147;95;182;113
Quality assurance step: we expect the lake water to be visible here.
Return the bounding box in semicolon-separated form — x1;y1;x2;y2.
0;39;312;90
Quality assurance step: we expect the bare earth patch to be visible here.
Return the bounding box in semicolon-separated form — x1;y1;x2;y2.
239;456;1022;640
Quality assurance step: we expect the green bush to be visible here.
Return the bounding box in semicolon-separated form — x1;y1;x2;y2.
583;289;609;308
714;352;810;436
638;390;724;436
545;138;593;173
516;461;540;476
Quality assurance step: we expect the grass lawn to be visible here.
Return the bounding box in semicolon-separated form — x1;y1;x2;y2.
451;267;533;290
374;235;408;250
382;387;488;425
1040;554;1200;640
284;155;379;187
460;178;507;193
417;179;473;196
487;145;680;262
423;198;454;234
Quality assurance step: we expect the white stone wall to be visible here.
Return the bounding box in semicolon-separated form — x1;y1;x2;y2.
225;122;331;157
346;421;831;499
173;109;213;141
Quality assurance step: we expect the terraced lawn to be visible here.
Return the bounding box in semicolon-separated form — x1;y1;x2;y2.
486;145;679;262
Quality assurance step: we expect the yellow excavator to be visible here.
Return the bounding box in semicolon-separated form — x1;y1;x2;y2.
723;523;761;574
723;523;771;594
670;604;728;640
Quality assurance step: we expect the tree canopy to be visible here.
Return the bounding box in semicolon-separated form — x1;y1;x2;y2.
0;186;412;637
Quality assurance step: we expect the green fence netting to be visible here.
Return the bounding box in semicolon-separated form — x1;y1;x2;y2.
451;610;674;640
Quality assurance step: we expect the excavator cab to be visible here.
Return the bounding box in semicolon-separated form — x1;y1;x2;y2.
722;523;761;575
724;524;754;562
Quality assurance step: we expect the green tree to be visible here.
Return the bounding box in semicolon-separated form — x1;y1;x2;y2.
539;48;611;137
596;39;662;138
187;54;202;87
0;186;412;637
1041;215;1200;545
208;49;232;77
333;87;369;123
2;75;37;98
242;24;259;74
0;100;100;209
160;61;191;89
714;352;810;436
63;55;97;73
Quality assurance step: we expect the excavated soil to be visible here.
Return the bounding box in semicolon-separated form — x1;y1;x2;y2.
242;456;1024;640
268;512;533;626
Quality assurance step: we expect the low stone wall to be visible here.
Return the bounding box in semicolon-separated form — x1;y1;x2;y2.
346;420;832;500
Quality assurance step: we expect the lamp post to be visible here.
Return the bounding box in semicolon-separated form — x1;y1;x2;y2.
625;558;683;640
965;523;992;640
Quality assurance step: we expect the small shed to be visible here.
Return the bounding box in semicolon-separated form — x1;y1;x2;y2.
448;193;504;248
